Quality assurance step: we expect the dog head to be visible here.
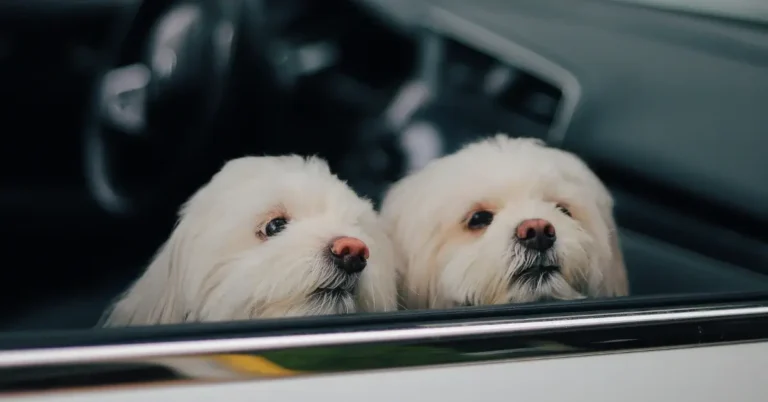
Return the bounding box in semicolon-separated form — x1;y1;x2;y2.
102;155;397;326
381;134;628;310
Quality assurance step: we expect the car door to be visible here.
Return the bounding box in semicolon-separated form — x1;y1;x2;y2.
2;299;767;400
0;0;767;400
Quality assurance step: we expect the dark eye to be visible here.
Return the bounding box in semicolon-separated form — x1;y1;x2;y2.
467;210;494;230
556;204;572;217
264;217;288;237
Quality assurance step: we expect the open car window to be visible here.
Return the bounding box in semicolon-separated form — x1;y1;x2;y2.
1;0;767;397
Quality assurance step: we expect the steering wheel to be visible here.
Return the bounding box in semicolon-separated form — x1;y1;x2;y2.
83;0;281;217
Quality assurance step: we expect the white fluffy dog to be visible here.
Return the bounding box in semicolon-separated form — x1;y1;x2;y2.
101;155;398;326
380;134;629;310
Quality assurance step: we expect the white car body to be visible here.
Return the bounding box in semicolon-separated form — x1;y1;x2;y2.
18;341;768;402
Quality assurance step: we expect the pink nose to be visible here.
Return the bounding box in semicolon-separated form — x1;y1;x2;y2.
330;236;370;260
515;219;556;251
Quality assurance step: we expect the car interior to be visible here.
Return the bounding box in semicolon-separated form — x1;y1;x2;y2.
1;0;767;343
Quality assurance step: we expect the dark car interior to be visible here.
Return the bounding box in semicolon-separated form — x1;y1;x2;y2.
1;0;767;335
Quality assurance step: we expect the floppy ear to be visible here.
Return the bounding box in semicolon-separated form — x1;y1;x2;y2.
98;229;189;327
380;213;419;310
380;182;433;310
599;212;630;297
385;214;443;310
98;170;225;328
571;155;629;298
354;215;400;313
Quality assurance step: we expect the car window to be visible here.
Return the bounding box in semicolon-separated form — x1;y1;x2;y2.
0;0;767;396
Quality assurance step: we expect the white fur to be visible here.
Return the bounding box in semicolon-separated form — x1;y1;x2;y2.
101;155;398;326
380;134;629;310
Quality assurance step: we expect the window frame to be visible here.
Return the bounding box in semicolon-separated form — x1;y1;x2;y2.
1;292;768;395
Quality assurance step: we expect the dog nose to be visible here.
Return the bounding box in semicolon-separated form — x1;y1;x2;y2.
515;219;556;251
330;237;369;274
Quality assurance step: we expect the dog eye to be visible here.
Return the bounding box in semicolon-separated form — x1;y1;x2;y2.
556;204;572;217
467;210;494;230
264;217;288;237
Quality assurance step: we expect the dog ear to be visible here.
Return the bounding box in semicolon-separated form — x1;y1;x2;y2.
98;229;189;327
599;213;630;297
380;217;421;310
353;219;400;313
576;159;630;298
380;187;432;310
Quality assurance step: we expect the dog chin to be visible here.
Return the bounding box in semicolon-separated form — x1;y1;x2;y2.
507;248;585;303
248;286;361;318
307;289;358;315
203;257;367;320
457;262;585;307
508;271;585;304
306;272;362;315
455;272;584;308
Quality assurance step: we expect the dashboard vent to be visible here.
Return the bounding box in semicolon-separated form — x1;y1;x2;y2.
441;37;563;127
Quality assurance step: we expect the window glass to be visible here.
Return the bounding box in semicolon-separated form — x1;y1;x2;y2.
1;0;766;338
